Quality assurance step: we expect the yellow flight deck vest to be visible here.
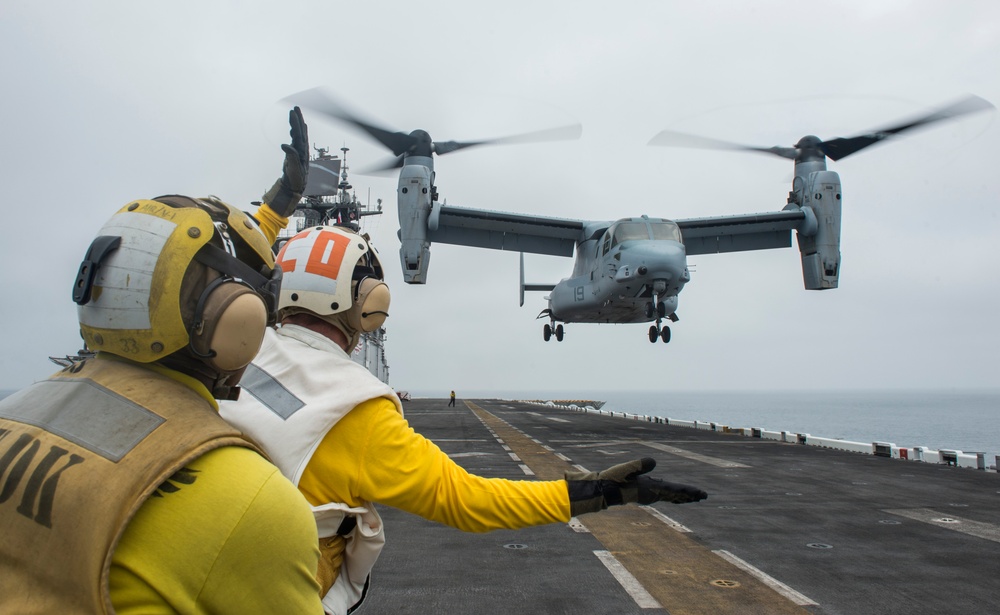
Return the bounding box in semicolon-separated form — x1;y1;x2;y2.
0;357;265;614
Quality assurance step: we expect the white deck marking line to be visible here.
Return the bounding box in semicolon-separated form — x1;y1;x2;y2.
565;441;631;448
593;550;662;609
712;550;818;606
508;452;522;462
640;505;692;533
884;508;1000;544
526;411;570;423
555;453;573;462
641;442;750;468
501;444;512;451
447;452;493;458
568;516;590;533
572;464;589;472
518;464;535;476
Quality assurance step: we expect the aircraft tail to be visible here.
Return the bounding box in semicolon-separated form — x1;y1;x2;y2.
519;253;555;306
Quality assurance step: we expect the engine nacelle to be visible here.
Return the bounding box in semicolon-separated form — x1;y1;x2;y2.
397;159;434;284
793;170;842;290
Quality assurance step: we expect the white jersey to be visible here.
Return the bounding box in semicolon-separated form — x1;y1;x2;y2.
221;324;402;615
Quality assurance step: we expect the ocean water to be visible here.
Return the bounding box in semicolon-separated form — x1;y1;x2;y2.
415;388;1000;462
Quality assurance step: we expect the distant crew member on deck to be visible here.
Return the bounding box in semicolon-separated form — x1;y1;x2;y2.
221;224;709;615
449;390;456;406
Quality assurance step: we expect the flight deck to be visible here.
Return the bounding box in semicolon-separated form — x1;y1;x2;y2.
361;398;1000;615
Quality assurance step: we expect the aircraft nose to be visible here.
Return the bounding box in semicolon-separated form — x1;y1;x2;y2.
631;241;686;281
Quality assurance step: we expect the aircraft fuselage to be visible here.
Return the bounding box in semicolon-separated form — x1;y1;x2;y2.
548;216;689;324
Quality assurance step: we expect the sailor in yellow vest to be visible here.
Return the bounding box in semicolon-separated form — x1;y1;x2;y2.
220;224;708;615
0;109;328;614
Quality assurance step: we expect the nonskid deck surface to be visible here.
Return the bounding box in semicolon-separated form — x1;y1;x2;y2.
362;399;1000;615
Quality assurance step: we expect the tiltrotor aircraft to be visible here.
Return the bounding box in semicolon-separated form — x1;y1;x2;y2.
291;89;993;343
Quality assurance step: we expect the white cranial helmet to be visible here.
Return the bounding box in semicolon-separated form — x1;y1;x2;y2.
275;225;390;343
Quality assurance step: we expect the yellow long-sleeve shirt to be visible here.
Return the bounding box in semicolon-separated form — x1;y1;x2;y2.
298;396;571;532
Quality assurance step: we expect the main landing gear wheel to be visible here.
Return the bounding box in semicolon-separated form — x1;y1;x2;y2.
543;324;551;341
555;324;564;341
660;326;671;343
648;326;658;343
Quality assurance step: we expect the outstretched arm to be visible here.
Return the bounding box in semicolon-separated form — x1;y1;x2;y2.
254;106;309;244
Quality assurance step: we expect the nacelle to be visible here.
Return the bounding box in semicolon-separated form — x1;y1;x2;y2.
397;159;434;283
793;170;842;290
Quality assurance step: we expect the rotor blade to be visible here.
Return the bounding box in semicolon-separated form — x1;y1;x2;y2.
286;87;418;156
648;129;798;160
820;94;995;161
356;155;406;176
434;123;583;156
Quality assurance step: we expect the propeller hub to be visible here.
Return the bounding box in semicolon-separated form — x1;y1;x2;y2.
408;129;434;157
794;135;827;164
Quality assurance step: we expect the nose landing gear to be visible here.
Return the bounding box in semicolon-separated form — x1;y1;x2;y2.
648;324;671;343
646;292;671;344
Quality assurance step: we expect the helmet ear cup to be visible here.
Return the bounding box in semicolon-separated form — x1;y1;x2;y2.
190;282;268;372
348;277;390;333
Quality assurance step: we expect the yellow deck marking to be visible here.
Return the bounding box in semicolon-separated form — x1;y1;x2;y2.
467;402;812;615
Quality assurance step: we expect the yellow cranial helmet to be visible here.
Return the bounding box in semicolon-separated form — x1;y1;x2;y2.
74;197;281;368
275;225;390;346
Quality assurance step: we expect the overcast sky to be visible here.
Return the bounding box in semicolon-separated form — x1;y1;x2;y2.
2;1;998;395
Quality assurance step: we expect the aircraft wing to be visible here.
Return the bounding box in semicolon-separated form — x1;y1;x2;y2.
426;204;587;257
676;210;807;255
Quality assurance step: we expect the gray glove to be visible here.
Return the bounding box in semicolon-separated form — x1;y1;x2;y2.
565;457;707;516
262;106;309;217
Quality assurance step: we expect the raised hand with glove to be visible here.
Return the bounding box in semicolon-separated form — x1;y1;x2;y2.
262;105;310;218
565;457;707;516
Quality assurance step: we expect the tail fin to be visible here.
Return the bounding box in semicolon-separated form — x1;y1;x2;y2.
520;252;555;306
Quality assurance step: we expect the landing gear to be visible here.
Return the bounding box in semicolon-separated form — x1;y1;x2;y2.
648;323;671;343
543;322;564;342
647;292;671;344
644;301;667;319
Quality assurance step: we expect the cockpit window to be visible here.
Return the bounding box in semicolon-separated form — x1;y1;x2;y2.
649;221;682;242
610;222;649;248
